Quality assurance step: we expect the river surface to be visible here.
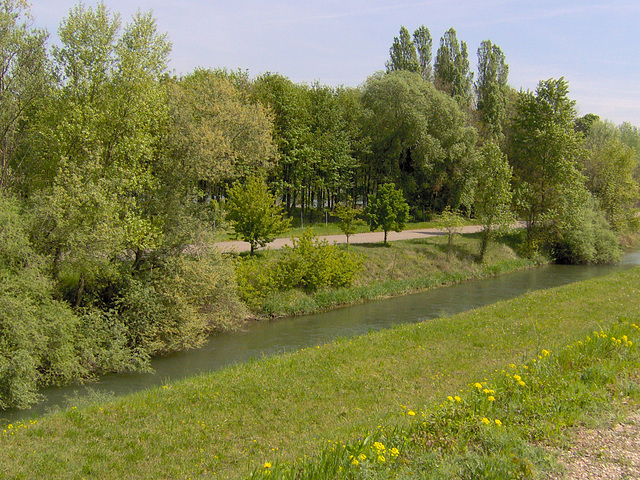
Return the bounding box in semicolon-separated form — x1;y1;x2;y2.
3;252;640;423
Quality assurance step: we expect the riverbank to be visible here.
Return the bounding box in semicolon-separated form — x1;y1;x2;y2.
235;230;541;318
2;267;638;479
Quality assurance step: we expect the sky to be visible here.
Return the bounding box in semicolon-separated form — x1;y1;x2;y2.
30;0;640;126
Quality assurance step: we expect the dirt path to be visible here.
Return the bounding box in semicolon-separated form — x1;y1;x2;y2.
214;225;485;253
547;407;640;480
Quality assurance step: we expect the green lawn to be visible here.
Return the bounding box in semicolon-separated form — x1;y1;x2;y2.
2;268;639;479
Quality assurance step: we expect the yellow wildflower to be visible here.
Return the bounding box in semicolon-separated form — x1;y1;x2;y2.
378;455;386;463
408;410;416;416
481;417;490;425
263;462;272;469
488;396;495;402
495;419;502;426
474;382;483;389
454;396;462;403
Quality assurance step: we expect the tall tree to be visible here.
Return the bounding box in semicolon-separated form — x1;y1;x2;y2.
434;28;473;108
0;0;50;194
413;25;432;81
361;70;477;213
165;68;276;197
475;40;509;141
473;143;514;261
583;120;639;231
385;26;419;74
509;78;619;263
29;4;172;303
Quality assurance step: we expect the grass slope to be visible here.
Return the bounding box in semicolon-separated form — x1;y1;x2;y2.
1;268;639;479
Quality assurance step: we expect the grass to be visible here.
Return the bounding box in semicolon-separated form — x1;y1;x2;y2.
241;232;539;318
1;267;639;479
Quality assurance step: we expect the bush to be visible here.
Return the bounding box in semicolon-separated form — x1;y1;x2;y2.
0;195;85;409
277;230;364;292
117;250;247;355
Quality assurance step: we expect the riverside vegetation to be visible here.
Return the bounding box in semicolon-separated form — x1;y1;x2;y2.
1;267;639;479
1;0;640;411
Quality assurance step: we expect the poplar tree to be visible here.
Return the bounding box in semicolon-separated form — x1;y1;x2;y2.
385;26;419;73
434;28;473;108
413;25;433;81
475;40;509;140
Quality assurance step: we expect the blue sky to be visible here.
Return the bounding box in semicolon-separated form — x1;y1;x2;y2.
31;1;640;126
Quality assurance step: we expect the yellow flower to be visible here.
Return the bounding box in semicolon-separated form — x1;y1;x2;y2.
390;447;400;457
351;457;359;466
488;396;495;402
359;454;367;461
447;396;454;402
373;441;386;452
495;419;502;426
513;374;521;381
378;455;386;463
474;382;483;389
263;462;272;469
408;410;416;416
541;349;550;356
518;380;526;387
481;417;490;425
454;396;462;403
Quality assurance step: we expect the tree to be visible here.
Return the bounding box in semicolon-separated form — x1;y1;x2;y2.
437;206;465;258
166;69;276;197
475;40;509;141
508;78;619;263
0;0;50;195
434;28;473;108
226;177;291;255
333;197;365;247
413;25;433;81
385;26;419;74
365;183;409;245
583;121;639;231
473;143;514;261
361;70;477;213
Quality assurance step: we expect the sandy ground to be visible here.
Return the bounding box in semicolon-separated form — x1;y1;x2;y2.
214;225;485;253
547;407;640;480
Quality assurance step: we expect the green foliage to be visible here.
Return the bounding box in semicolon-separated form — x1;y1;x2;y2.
475;40;509;141
473;143;514;261
437;206;465;256
332;197;365;247
236;230;364;307
509;78;619;264
226;177;291;254
0;0;50;194
434;27;474;108
165;68;276;194
385;26;420;74
584;120;639;231
361;70;477;212
366;183;410;245
277;230;363;292
0;195;84;409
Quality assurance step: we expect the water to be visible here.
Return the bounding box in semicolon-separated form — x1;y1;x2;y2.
3;254;639;423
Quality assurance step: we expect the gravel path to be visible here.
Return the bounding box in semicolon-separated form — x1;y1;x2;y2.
215;225;485;253
547;407;640;480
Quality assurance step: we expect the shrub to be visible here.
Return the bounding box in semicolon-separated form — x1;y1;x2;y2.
277;230;364;292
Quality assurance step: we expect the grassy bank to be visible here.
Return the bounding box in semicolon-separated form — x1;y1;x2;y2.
238;232;539;317
1;267;639;479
